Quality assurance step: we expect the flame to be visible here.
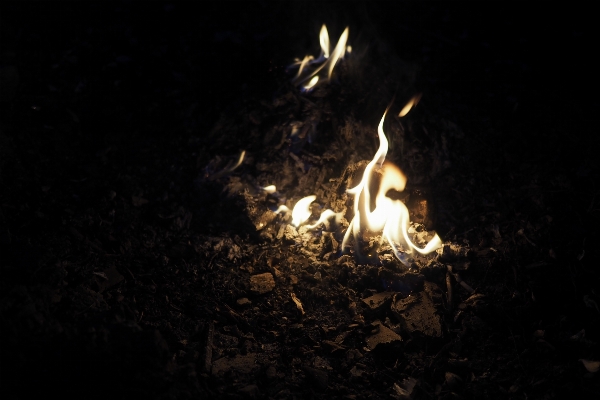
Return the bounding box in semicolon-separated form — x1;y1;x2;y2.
306;209;337;230
319;24;330;58
342;109;442;263
262;185;276;194
291;195;316;227
296;55;314;78
325;27;349;79
398;94;422;117
304;76;319;91
274;205;290;215
290;25;350;91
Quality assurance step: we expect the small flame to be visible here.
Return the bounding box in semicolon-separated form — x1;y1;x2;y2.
291;195;316;227
398;94;422;117
306;209;337;230
274;205;290;215
304;76;319;91
319;24;330;58
325;27;349;79
290;24;350;91
297;55;314;78
262;185;277;194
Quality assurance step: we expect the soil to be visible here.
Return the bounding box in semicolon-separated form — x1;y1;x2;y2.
1;2;599;399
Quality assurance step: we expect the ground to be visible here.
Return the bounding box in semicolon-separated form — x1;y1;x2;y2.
1;2;599;399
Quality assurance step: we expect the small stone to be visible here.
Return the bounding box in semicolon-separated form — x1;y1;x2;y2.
250;272;276;294
212;353;259;377
365;320;402;350
265;365;277;380
283;225;298;242
238;384;260;399
391;282;442;338
444;372;463;390
237;297;252;307
302;366;328;391
253;211;275;231
95;264;124;293
362;292;395;311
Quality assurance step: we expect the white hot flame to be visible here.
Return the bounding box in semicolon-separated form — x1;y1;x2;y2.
291;195;316;227
262;185;277;194
304;76;319;91
319;24;330;59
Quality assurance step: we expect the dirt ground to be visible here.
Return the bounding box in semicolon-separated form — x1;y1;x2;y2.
1;2;599;399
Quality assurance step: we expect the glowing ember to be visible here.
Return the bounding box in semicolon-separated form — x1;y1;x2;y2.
289;24;350;91
341;109;442;263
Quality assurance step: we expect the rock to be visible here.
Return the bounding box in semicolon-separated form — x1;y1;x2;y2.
282;225;298;243
302;366;328;391
322;340;345;354
238;384;260;399
391;282;442;338
393;377;418;399
365;320;402;350
444;372;463;390
249;272;275;294
349;364;365;378
95;264;124;293
265;365;277;380
212;353;259;377
362;292;395;311
237;297;252;307
252;211;275;231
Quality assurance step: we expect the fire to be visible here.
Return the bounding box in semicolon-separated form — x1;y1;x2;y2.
289;24;350;91
283;103;442;266
341;109;442;263
398;93;422;117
